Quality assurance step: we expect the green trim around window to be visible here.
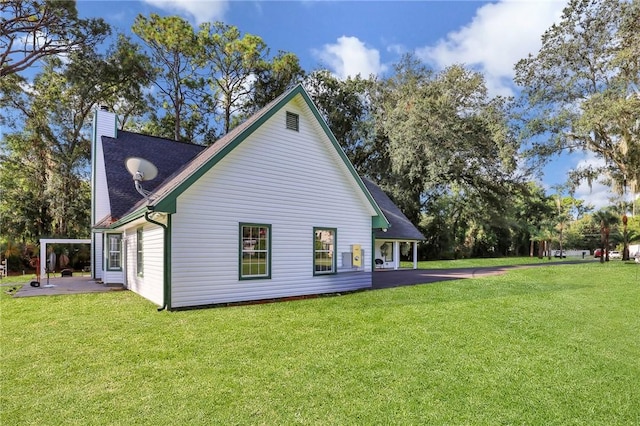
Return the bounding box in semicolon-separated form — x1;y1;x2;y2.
239;223;272;280
313;227;337;275
136;227;144;277
105;233;123;271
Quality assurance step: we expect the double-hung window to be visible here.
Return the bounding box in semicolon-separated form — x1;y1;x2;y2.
106;234;122;271
314;228;336;275
240;224;271;279
136;227;144;277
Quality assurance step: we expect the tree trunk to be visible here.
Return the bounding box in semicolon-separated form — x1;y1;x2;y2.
623;222;629;261
538;241;543;259
600;222;605;263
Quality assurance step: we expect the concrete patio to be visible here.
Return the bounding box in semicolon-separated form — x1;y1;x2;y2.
12;275;124;298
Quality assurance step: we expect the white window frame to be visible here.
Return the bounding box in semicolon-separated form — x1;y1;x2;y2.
106;233;122;271
239;223;271;280
313;228;336;275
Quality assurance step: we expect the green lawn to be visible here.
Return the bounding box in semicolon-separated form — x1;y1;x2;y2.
401;255;595;269
2;262;639;425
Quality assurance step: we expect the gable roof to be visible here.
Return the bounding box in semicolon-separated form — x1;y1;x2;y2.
105;84;390;230
99;131;205;223
363;178;425;241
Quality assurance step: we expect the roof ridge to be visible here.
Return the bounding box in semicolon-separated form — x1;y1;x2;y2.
117;130;207;147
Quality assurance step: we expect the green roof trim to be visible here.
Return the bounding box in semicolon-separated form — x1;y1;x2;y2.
148;84;389;228
105;206;147;229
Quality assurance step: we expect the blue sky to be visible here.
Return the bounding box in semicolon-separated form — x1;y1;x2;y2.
73;0;614;208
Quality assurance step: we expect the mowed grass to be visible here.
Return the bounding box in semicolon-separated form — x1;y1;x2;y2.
2;262;639;425
401;255;594;269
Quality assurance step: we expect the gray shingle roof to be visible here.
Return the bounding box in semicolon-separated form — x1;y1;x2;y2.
99;126;422;242
117;85;387;232
362;178;425;240
101;131;205;220
99;85;405;234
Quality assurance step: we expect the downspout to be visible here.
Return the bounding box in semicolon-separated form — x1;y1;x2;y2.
144;210;171;311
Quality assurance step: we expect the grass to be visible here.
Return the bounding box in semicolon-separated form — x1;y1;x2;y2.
2;262;639;425
401;255;595;269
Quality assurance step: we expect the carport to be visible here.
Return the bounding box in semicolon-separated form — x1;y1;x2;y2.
38;238;91;280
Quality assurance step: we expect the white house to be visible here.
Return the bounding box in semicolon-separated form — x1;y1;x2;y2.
91;84;422;309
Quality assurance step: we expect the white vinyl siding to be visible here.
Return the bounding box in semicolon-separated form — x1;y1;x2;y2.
91;110;116;281
93;233;103;280
92;146;110;223
91;144;108;281
91;109;116;226
170;96;375;307
124;224;164;306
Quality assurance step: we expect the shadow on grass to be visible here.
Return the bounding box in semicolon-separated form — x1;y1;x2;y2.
368;276;592;308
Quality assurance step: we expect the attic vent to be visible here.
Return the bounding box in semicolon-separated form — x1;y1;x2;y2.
286;111;299;131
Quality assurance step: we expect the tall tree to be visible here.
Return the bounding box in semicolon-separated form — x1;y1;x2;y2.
378;56;519;226
514;0;640;194
199;22;268;134
593;208;620;262
0;34;152;241
248;51;304;112
0;0;109;77
305;70;378;171
96;34;156;129
0;132;51;241
132;14;210;142
510;182;556;257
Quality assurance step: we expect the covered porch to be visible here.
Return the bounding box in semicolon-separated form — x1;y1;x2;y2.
363;178;425;271
374;239;420;270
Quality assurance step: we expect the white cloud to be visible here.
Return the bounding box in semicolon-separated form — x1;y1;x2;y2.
386;43;407;56
313;36;387;80
572;153;618;210
574;180;614;211
416;0;566;97
142;0;229;25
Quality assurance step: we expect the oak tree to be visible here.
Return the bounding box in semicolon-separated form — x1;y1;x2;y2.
515;0;640;194
1;0;109;76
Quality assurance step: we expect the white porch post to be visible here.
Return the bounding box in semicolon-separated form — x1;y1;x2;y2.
413;241;418;269
39;243;47;280
394;241;400;270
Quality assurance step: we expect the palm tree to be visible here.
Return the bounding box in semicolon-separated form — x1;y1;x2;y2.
531;223;554;260
592;209;620;263
622;215;630;260
610;228;639;261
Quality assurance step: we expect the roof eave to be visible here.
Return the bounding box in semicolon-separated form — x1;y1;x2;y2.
102;206;149;230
